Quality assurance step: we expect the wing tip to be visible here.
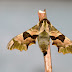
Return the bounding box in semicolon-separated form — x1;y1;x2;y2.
58;45;72;54
7;39;28;51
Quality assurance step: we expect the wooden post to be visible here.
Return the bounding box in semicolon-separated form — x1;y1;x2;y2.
44;42;52;72
38;9;52;72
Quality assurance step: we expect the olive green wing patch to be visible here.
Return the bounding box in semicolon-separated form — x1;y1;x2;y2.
49;24;72;54
7;23;39;51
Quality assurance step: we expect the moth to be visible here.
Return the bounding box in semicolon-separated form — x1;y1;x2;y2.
7;18;72;56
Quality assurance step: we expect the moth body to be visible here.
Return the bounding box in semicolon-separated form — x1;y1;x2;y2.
38;19;50;54
37;30;50;53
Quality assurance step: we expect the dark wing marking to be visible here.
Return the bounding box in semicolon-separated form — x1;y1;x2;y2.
50;34;65;42
49;24;72;54
7;23;39;51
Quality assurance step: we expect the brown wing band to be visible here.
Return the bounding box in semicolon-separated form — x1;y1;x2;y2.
23;32;31;40
50;34;65;42
57;35;65;42
23;32;38;40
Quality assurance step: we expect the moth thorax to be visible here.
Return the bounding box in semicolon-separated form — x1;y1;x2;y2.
37;30;50;53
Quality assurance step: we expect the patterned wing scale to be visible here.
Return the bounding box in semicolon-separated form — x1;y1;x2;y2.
49;24;72;54
7;23;39;51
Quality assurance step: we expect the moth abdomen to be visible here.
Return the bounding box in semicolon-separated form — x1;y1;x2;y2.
37;30;50;55
43;51;47;56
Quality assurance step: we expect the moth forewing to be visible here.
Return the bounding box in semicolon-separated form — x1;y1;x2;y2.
49;23;72;54
7;23;40;51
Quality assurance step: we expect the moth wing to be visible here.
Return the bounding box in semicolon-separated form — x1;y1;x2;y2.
49;24;72;54
7;23;40;51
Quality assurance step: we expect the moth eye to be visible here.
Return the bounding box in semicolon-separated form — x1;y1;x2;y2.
41;20;43;23
40;20;43;24
47;20;50;25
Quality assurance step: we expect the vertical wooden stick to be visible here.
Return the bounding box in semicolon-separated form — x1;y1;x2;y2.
38;9;52;72
44;42;52;72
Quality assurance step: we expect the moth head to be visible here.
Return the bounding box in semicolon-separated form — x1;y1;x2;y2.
39;18;51;32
